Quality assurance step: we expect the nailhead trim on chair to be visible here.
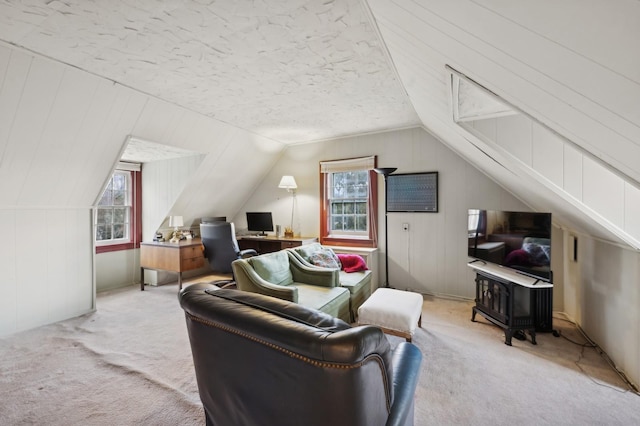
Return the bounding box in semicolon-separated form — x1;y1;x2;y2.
186;312;392;411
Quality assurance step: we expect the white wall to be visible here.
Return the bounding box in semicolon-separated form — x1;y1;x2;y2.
457;87;640;387
368;0;640;186
235;127;532;299
0;44;141;336
141;155;206;241
0;42;285;334
0;208;94;336
96;249;140;293
464;108;640;250
364;3;640;389
562;231;640;388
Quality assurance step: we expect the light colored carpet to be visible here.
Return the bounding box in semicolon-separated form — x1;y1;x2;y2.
1;277;638;425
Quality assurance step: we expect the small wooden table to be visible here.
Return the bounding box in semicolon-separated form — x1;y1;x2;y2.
140;238;205;290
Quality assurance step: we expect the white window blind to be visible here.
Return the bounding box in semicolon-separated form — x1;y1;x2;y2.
320;156;375;173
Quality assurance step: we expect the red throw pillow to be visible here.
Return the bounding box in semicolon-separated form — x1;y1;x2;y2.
504;249;532;266
336;254;368;273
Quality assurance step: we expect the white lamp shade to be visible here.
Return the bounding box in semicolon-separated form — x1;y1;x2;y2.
278;175;297;190
169;215;184;227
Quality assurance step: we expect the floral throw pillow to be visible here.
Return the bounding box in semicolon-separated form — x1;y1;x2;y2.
309;248;341;269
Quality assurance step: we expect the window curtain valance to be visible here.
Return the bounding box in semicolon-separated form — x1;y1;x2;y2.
117;161;141;172
320;156;375;174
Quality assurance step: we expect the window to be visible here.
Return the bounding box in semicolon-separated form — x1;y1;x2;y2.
468;209;480;234
320;156;378;248
467;209;486;239
95;165;142;253
329;171;369;234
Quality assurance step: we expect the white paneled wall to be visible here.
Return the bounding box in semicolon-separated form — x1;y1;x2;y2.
0;209;17;335
141;154;206;240
0;44;141;336
563;144;583;201
369;0;640;184
0;208;93;337
454;84;640;389
583;157;626;228
570;237;640;387
237;127;528;299
367;0;640;249
96;249;141;293
0;42;285;335
625;184;640;240
532;123;563;187
496;114;532;166
467;111;640;248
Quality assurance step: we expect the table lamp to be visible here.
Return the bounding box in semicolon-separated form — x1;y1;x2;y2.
169;215;184;243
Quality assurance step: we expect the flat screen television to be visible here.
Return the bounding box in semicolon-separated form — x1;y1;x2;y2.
468;209;552;282
246;212;274;236
387;172;438;212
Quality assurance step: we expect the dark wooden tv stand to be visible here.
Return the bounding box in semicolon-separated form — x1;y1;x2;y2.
468;262;553;346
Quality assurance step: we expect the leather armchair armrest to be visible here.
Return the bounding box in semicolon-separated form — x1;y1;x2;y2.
231;259;298;302
287;252;340;288
386;342;423;426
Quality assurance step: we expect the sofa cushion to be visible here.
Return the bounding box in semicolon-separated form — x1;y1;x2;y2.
249;251;293;286
339;270;371;293
295;284;351;322
309;248;341;269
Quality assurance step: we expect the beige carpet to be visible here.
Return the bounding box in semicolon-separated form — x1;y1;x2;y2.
1;276;638;425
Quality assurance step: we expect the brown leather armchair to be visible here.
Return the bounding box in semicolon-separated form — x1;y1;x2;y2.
179;284;423;426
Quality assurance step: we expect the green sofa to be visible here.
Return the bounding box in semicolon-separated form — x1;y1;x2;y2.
231;250;351;322
288;243;372;322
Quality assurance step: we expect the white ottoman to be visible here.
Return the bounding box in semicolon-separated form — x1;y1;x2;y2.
358;288;423;342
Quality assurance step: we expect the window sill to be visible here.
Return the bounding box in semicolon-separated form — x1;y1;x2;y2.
96;242;139;254
320;236;375;248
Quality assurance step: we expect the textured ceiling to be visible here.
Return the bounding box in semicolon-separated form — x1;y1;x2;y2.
0;0;420;144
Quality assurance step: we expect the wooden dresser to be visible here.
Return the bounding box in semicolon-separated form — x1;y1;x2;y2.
140;238;205;290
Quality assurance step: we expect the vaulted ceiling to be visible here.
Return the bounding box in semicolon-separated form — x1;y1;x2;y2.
1;0;638;247
0;0;420;144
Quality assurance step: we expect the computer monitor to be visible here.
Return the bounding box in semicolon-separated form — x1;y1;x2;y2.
246;212;274;236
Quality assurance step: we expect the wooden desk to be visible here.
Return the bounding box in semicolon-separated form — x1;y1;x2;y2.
140;238;205;290
237;236;318;254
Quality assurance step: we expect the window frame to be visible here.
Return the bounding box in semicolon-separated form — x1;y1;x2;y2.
95;169;142;254
319;157;378;248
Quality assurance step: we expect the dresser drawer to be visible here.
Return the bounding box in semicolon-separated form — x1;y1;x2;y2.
280;241;301;249
182;256;205;271
181;245;203;261
140;239;206;291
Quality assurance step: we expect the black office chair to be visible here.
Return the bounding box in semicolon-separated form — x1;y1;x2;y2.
200;222;257;288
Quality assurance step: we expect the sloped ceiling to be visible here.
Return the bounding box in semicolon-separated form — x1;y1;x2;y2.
0;0;419;144
0;0;638;247
365;0;640;248
365;0;640;183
